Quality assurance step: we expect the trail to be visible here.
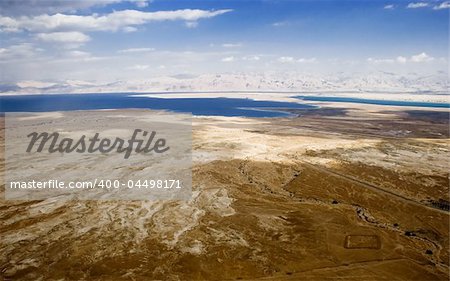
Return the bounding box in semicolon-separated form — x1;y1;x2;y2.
299;161;449;215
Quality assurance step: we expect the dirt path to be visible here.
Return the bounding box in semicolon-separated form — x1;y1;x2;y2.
299;161;449;215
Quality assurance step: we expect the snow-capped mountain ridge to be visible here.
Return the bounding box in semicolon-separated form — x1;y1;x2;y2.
1;71;447;95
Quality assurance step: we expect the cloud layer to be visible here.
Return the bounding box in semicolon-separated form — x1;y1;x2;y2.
35;31;91;43
367;52;435;64
407;2;429;8
0;9;233;33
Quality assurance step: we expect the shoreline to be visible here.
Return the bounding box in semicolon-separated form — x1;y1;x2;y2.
1;90;449;104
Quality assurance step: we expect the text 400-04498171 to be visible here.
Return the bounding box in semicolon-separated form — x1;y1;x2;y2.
94;179;182;189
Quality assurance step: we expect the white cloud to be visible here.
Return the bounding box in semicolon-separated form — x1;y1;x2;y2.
277;56;295;63
118;47;155;53
0;16;21;32
222;43;242;48
133;0;149;8
0;43;40;60
35;31;91;43
384;4;395;9
221;56;235;62
185;21;198;28
0;9;233;33
67;50;91;57
368;52;434;64
297;57;316;63
242;55;260;61
277;56;315;63
126;64;149;70
433;1;450;9
367;57;395;64
407;2;429;8
122;26;138;32
396;56;407;63
272;21;289;27
411;52;434;62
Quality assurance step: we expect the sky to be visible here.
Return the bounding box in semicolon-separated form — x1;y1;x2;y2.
0;0;448;85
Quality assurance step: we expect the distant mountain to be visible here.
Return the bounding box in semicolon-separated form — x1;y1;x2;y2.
1;71;448;94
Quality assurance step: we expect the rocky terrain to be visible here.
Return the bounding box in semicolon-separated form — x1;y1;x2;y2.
0;104;449;280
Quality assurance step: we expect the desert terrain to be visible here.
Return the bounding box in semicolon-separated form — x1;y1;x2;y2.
0;102;449;280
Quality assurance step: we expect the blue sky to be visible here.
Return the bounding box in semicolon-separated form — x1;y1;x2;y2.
0;0;448;83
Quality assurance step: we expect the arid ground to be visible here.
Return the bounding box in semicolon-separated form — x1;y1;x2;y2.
1;103;449;280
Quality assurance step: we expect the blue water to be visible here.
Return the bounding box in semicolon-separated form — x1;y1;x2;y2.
0;93;314;117
295;96;450;108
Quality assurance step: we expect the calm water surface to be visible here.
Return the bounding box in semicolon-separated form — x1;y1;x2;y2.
0;93;314;117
